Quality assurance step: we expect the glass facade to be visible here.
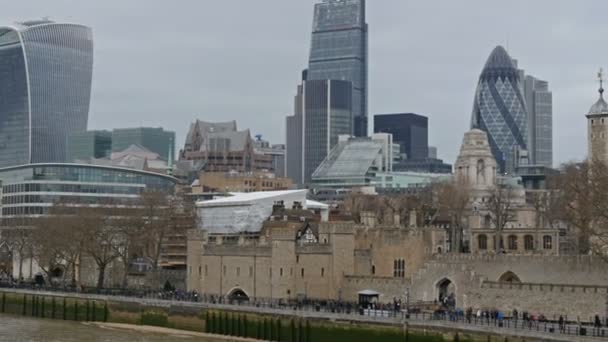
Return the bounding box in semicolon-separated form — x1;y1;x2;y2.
524;76;552;167
307;0;368;137
286;79;352;185
374;113;428;160
111;127;175;162
0;163;177;218
0;28;30;167
0;21;93;167
471;46;528;173
303;80;352;184
66;130;112;162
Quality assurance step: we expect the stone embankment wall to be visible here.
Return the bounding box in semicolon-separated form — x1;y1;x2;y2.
409;254;608;317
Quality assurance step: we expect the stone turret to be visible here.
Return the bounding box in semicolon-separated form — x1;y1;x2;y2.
454;129;497;190
587;70;608;164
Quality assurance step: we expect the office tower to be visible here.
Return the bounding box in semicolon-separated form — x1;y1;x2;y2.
524;76;553;167
307;0;368;137
112;127;175;162
285;79;353;185
0;19;94;167
374;113;428;160
67;130;112;162
471;46;528;173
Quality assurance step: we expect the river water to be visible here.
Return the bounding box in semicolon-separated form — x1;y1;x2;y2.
0;314;212;341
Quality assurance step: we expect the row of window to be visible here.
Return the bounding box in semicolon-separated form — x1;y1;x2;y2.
3;183;142;195
192;265;325;278
478;234;552;251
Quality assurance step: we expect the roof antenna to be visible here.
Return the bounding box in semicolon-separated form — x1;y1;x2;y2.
598;68;604;97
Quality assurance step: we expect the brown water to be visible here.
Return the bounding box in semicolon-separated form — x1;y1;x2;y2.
0;314;211;341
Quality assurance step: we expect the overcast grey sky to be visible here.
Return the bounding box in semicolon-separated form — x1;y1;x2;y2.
3;1;606;165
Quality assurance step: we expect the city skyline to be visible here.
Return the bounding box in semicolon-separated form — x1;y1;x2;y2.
3;1;606;166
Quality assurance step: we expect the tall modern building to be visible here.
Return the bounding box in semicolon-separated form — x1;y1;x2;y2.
307;0;368;137
67;130;112;162
112;127;175;162
524;75;553;167
285;79;353;185
0;20;94;167
374;113;428;160
471;46;528;173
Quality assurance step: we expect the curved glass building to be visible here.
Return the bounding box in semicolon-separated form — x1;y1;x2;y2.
471;46;527;173
0;20;93;168
0;163;177;219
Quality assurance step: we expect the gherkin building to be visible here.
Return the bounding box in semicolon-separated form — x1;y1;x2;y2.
471;45;527;173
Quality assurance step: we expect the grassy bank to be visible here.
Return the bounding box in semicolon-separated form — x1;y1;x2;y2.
0;291;540;341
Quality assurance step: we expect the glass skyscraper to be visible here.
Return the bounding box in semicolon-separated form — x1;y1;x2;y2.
285;79;353;185
66;130;112;162
111;127;175;162
374;113;429;160
307;0;368;137
0;20;94;167
524;75;553;167
471;46;528;173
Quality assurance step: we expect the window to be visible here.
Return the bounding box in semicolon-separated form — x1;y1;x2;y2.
236;267;240;276
249;266;253;277
198;266;201;276
205;265;208;276
223;265;226;275
301;268;305;277
321;268;325;277
280;268;283;277
371;265;375;275
478;235;487;250
508;235;518;250
543;235;552;250
524;235;534;251
393;259;405;278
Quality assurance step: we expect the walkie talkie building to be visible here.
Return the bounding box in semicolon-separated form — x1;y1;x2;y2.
0;20;93;167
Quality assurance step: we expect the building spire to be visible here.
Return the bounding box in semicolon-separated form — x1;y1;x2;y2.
598;68;604;97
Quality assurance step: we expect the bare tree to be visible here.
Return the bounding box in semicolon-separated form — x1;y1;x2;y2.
1;224;33;280
485;185;516;252
137;191;196;270
434;182;471;253
79;206;121;289
550;162;594;254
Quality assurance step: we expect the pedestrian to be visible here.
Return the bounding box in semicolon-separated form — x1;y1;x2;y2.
559;315;564;333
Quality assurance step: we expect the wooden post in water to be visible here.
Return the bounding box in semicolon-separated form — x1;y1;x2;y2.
92;301;96;321
103;301;109;322
74;301;78;321
86;300;90;321
40;296;45;318
31;295;36;317
63;297;67;320
22;294;26;316
51;297;56;319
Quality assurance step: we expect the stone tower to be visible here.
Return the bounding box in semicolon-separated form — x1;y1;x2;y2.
454;129;497;190
587;70;608;164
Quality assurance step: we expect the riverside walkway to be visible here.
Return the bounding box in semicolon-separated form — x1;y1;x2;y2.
0;286;605;342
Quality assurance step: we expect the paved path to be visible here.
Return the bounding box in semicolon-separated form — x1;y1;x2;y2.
1;287;604;342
